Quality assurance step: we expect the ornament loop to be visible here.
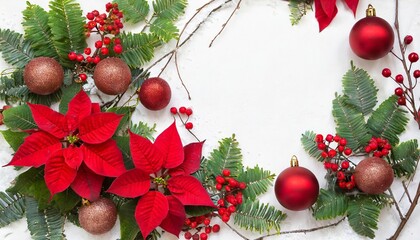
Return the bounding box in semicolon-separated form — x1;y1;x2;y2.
290;155;299;167
366;4;376;17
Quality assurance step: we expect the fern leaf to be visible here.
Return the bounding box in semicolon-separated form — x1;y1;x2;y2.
313;189;348;220
367;96;409;146
347;197;381;239
48;0;86;68
0;192;26;227
130;121;157;139
0;29;34;68
150;17;179;42
237;166;275;200
234;199;286;233
301;130;324;161
342;63;378;115
288;0;312;26
114;0;149;24
390;139;419;177
22;2;59;58
205;134;243;177
332;95;371;150
2;104;37;130
119;32;161;68
153;0;187;20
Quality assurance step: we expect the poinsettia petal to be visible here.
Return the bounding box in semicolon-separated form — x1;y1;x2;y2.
70;164;104;201
45;150;77;198
154;122;184;169
82;139;126;177
344;0;359;16
78;112;123;144
28;103;68;138
4;131;61;167
107;168;151;198
169;141;204;176
65;90;92;132
315;0;338;32
91;103;101;113
129;131;164;174
63;145;83;169
320;0;337;18
135;191;169;239
168;176;215;207
159;196;186;237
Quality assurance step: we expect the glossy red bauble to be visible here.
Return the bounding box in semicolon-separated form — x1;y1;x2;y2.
138;77;172;111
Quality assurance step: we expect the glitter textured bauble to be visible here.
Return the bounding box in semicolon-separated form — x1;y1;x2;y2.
78;198;118;235
349;5;394;60
274;156;319;211
354;157;394;194
138;77;172;110
93;57;131;95
23;57;64;95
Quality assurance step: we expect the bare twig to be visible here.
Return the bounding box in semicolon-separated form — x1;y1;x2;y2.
388;188;404;220
209;0;243;47
401;181;413;204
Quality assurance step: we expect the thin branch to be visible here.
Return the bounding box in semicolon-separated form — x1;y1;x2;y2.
217;215;249;240
388;188;404;220
209;0;243;47
402;181;413;204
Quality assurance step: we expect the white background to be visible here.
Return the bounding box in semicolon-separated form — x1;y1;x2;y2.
1;0;420;239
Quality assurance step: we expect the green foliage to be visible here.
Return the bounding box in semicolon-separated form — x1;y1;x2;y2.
153;0;187;20
25;197;66;240
114;0;149;24
288;0;313;25
3;104;36;130
1;129;28;151
0;29;34;68
367;96;409;146
130;121;157;140
390;140;419;177
22;2;59;59
58;83;82;114
150;17;179;42
342;63;378;115
312;189;348;220
107;106;135;134
332;95;371;150
48;0;86;68
234;199;286;233
119;32;161;68
118;199;140;240
115;135;134;169
0;192;26;227
347;197;381;239
205;134;243;177
301;131;323;161
237;166;275;201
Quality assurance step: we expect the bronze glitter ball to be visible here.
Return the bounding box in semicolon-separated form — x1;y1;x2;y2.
23;57;64;95
138;77;172;111
354;157;394;194
78;198;117;235
93;57;131;95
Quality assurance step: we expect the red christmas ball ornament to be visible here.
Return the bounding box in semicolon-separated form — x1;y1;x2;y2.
138;77;172;111
354;157;394;194
274;156;319;211
349;5;394;60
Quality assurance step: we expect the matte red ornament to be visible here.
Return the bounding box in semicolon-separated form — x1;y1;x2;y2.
274;156;319;211
138;77;171;111
349;5;394;60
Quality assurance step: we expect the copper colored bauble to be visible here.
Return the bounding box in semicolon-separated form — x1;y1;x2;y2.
274;156;319;211
93;57;131;95
354;157;394;194
349;5;394;60
138;77;172;111
78;198;118;235
23;57;64;95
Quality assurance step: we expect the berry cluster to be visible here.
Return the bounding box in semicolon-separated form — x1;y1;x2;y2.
0;105;12;125
183;216;220;240
364;137;392;158
170;106;194;130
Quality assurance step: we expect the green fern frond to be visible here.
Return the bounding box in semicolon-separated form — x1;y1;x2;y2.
153;0;187;20
347;196;381;239
130;121;157;140
301;130;324;161
48;0;86;68
0;192;26;227
114;0;149;24
367;96;409;146
342;62;378;115
390;139;419;177
288;0;313;26
313;189;348;220
0;29;34;68
150;17;179;42
237;166;275;200
234;199;286;233
332;95;371;150
119;32;161;68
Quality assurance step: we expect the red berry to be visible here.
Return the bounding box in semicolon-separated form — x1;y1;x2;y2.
395;74;404;83
337;171;345;180
222;169;231;177
404;35;413;45
216;176;225;184
228;178;238;187
218;208;226;215
113;44;123;54
86;12;95;20
184;231;192;239
337;145;345;152
325;134;333;142
408;52;419;63
321;151;328;158
114;38;121;44
76;54;84;62
324;162;331;169
92;10;99;16
100;47;109;55
186;108;193;116
344;148;352;155
365;146;372;153
79;73;87;81
212;224;220;232
331;163;339;172
339;138;347;146
179;106;187;114
95;40;103;48
239;182;246;189
373;151;383;157
346;181;355;190
394;87;404;96
185;122;193;130
341;161;350;169
333;135;341;142
317;143;326;150
413;70;420;78
205;226;212;234
84;47;91;55
190;221;197;228
236;194;243;204
103;37;111;45
328;149;337;158
86;56;93;63
228;205;236;213
221;214;230;222
170;107;177;114
215;183;222;190
224;186;231;192
203;218;211;226
68;52;77;61
397;96;406;105
382;68;392;78
338;181;346;189
382;149;390;156
315;134;323;142
192;233;199;240
93;56;101;64
217;199;225;207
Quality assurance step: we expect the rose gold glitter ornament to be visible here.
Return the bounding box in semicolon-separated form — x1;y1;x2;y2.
354;157;394;194
93;57;131;95
23;57;64;95
78;198;118;235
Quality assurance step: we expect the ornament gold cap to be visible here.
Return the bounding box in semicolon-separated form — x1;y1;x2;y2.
290;155;299;167
366;4;376;17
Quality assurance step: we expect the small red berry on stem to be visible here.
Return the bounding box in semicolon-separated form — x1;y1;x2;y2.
395;74;404;83
413;70;420;78
408;52;419;63
113;44;123;54
341;161;350;169
185;122;193;130
222;169;231;177
95;40;103;49
103;37;111;45
179;106;187;114
79;73;87;82
382;68;392;78
184;231;192;239
84;48;91;55
170;107;177;114
212;224;220;232
344;148;352;155
394;87;404;96
404;35;413;45
186;108;193;116
68;52;77;61
398;97;406;105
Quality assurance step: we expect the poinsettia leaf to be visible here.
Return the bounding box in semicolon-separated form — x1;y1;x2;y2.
314;0;338;32
28;103;68;138
320;0;337;18
2;104;37;130
70;164;104;201
168;175;215;207
155;122;184;169
160;196;186;237
115;136;134;169
78;113;123;144
65;90;92;131
82;139;126;177
1;129;28;151
118;199;140;240
170;141;204;176
129;131;165;174
344;0;359;16
4;131;61;167
135;191;169;239
44;150;77;198
63;145;83;169
107;168;151;198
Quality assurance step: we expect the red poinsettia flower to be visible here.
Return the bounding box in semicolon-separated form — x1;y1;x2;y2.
315;0;359;31
107;122;215;238
4;90;126;200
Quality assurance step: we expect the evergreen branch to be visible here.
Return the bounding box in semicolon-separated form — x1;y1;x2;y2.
301;130;324;161
150;17;179;42
237;166;275;201
0;192;26;227
119;32;161;68
347;196;381;239
209;0;242;47
153;0;187;20
114;0;149;24
288;0;313;26
390;140;419;177
0;29;34;68
312;189;348;220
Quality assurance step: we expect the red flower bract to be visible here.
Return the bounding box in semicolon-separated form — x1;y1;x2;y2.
315;0;359;32
4;90;125;201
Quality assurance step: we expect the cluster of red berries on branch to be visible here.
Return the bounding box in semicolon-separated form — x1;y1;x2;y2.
364;137;392;158
183;216;220;240
171;106;194;130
